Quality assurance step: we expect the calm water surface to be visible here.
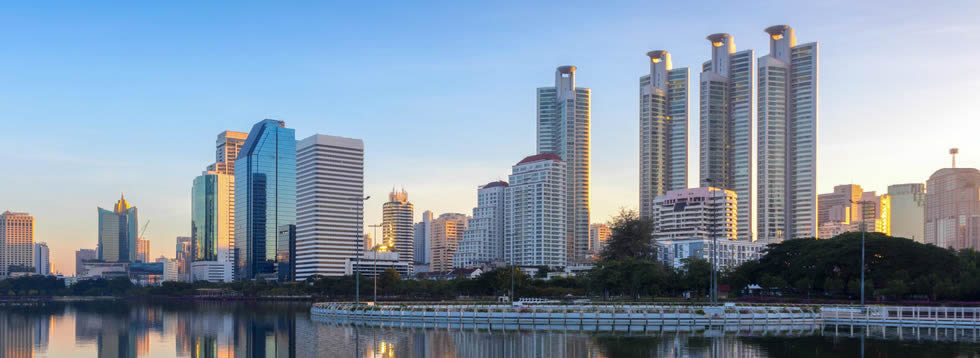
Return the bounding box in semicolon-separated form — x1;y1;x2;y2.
2;300;980;357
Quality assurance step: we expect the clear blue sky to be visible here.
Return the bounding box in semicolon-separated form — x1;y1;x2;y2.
1;1;978;274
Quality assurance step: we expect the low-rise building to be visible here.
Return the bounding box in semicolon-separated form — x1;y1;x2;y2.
656;238;765;269
345;251;410;277
652;187;737;242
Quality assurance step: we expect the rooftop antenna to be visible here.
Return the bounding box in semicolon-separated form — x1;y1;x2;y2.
950;148;959;168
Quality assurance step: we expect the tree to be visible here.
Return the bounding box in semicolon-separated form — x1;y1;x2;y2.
379;268;401;294
680;257;711;297
600;209;656;261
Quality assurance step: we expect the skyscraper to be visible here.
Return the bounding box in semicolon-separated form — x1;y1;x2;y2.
588;223;611;257
235;119;297;280
454;181;508;268
0;211;34;277
295;134;365;280
700;33;755;241
175;236;192;282
98;195;138;263
504;154;567;267
136;238;150;262
818;184;890;238
888;183;926;242
925;168;980;250
537;65;591;262
757;25;819;243
413;210;433;265
34;242;50;275
639;50;689;219
207;131;249;175
429;213;468;272
191;171;235;281
381;189;414;270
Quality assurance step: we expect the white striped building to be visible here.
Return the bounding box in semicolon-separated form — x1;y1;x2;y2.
295;134;365;280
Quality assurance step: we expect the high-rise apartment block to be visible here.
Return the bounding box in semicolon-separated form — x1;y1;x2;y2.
413;210;433;265
191;171;236;282
588;223;612;257
0;211;34;277
925;168;980;250
98;195;138;263
429;213;468;272
652;187;737;242
537;66;591;262
382;189;415;270
294;134;365;280
757;25;819;243
888;183;926;242
639;50;689;219
504;154;567;267
34;242;50;275
136;238;150;263
454;181;508;268
699;33;755;242
235;119;296;280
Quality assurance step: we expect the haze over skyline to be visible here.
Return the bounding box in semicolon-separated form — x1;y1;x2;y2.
1;1;978;274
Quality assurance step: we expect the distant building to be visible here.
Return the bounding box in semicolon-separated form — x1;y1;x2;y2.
652;187;737;242
537;65;591;262
345;251;410;277
588;224;611;257
295;134;365;280
98;195;138;263
135;238;149;263
363;234;373;251
699;33;755;242
381;189;414;271
156;257;179;282
817;184;890;238
235;119;297;280
75;249;97;277
504;154;567;267
756;25;819;243
206;130;249;175
175;236;192;282
925;168;980;250
191;171;235;281
429;213;468;272
656;238;765;270
1;211;35;277
888;183;926;242
34;242;49;275
639;50;689;219
454;181;508;268
413;210;433;265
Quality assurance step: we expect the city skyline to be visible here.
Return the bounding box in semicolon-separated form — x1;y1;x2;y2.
1;2;978;274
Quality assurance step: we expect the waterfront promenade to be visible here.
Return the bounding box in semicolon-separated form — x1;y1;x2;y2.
312;303;980;333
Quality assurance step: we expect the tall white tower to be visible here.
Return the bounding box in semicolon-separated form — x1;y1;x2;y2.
537;66;591;262
700;33;755;241
757;25;819;242
639;50;690;218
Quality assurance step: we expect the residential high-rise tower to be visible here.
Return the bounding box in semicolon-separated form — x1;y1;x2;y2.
537;65;591;262
504;154;567;267
757;25;819;243
639;50;689;218
0;211;34;277
454;181;508;268
699;33;755;241
429;213;468;273
381;189;415;270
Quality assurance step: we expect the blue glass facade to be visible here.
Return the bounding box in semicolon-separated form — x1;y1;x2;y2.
235;119;296;280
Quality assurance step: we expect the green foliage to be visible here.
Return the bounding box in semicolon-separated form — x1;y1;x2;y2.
600;209;656;261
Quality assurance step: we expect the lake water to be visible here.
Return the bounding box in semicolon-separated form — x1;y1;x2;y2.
2;300;980;357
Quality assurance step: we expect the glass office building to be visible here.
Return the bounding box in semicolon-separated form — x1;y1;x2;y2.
191;171;234;263
98;195;139;263
234;119;297;280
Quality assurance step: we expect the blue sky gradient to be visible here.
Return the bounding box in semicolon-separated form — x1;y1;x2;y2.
1;1;978;273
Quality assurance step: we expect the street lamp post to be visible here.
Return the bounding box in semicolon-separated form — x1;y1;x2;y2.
352;195;370;306
705;178;717;304
851;199;872;308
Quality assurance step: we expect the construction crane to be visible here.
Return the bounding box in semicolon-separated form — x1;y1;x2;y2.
139;220;150;239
